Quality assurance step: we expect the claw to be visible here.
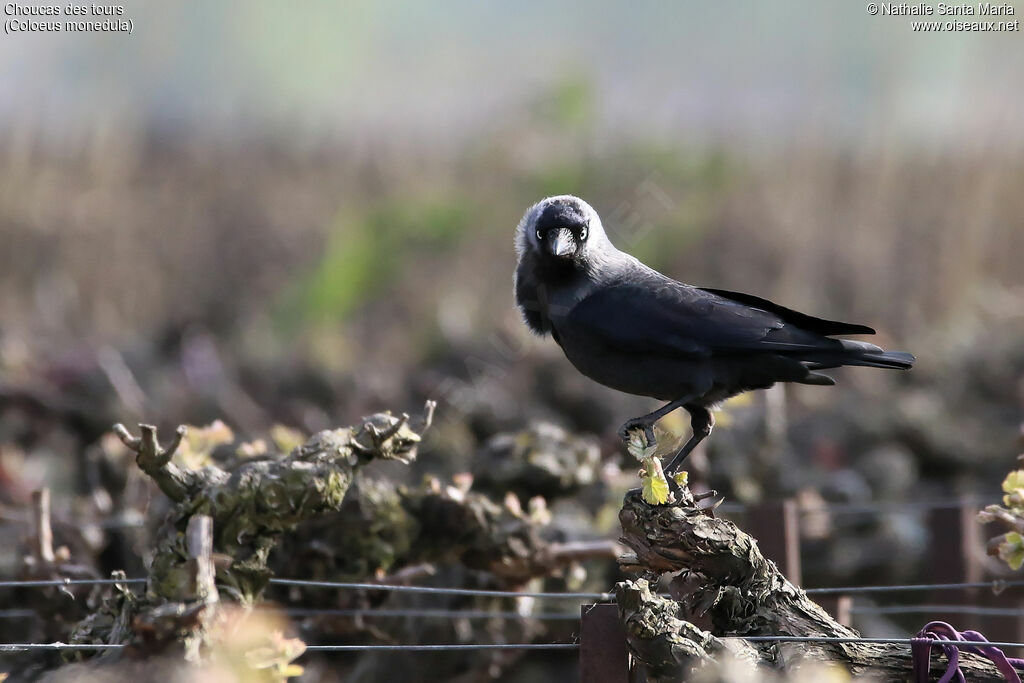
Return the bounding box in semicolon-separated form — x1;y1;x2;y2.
665;472;684;498
617;419;658;450
693;489;718;502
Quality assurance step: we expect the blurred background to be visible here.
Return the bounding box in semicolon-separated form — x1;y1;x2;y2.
1;1;1023;680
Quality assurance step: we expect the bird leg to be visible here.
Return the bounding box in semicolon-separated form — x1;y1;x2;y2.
663;406;714;475
617;398;692;449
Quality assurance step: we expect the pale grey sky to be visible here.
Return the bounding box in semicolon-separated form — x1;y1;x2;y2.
2;1;1021;151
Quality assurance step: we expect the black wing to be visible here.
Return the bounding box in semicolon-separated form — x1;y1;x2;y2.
698;287;874;336
564;281;849;358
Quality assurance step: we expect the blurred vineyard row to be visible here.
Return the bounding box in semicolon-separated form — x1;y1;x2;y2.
0;109;1022;653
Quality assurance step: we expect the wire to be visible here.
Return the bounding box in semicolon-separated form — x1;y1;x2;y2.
0;642;578;652
9;637;1024;653
799;499;998;515
0;643;125;652
0;513;145;530
805;580;1024;595
0;578;146;588
303;643;580;651
2;576;1021;601
267;578;612;600
850;605;1024;618
738;636;1024;650
0;577;604;601
279;607;580;620
714;499;997;516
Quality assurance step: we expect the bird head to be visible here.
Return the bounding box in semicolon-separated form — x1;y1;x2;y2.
516;195;606;266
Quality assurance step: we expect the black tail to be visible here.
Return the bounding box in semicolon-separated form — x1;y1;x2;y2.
837;339;915;369
800;340;915;374
845;350;915;370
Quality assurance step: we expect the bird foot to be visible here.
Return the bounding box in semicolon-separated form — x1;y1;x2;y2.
665;471;684;499
693;488;717;502
617;418;657;450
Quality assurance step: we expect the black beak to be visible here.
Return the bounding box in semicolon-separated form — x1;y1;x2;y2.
547;228;575;258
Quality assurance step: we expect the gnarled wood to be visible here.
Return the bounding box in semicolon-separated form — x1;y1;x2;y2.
616;487;1007;681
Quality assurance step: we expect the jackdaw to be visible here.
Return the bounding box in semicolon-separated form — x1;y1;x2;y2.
514;195;914;474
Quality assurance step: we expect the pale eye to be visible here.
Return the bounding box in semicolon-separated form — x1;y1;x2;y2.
580;226;588;240
536;228;543;240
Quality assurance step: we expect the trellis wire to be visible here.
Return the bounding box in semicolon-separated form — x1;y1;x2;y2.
303;643;580;651
267;578;612;600
0;513;144;529
1;576;1022;599
5;598;1015;622
11;601;1019;623
713;499;997;516
277;607;581;620
805;580;1024;595
0;606;583;621
7;636;1024;654
0;642;578;653
797;499;998;515
0;643;126;652
0;578;146;588
276;577;1024;599
850;604;1024;618
738;635;1024;649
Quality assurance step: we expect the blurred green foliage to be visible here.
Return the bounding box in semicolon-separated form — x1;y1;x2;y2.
278;198;473;329
531;75;596;131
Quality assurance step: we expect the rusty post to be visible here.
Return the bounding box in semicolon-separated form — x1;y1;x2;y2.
816;594;853;626
745;498;802;585
581;603;629;683
927;497;989;633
